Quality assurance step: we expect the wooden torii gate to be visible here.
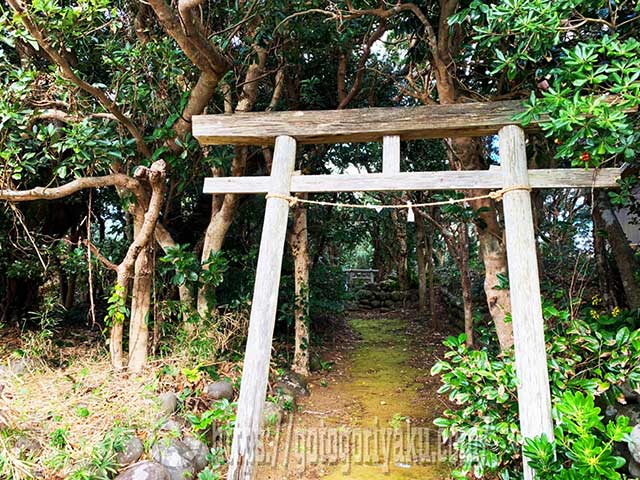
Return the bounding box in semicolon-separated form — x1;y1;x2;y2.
192;100;622;480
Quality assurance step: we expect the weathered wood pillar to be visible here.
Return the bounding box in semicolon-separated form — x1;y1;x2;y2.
500;125;554;480
382;135;400;174
227;135;297;480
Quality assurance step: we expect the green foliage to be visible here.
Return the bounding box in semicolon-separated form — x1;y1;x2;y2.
432;303;640;479
198;467;221;480
186;399;236;439
66;426;132;480
104;284;128;327
524;392;631;479
454;0;640;167
200;251;229;310
159;245;230;312
390;413;408;430
431;333;520;478
180;363;218;384
197;447;226;479
50;428;68;450
515;36;640;167
74;406;90;418
159;244;200;288
309;262;349;317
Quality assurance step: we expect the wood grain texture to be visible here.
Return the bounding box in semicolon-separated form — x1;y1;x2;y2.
383;135;401;174
500;125;554;480
194;100;539;145
227;136;296;480
202;168;621;194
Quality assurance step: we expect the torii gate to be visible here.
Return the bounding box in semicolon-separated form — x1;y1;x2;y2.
192;100;622;480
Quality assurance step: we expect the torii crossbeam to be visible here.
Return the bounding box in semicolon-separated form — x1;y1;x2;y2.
193;101;622;480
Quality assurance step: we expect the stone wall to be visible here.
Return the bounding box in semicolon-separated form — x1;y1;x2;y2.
352;280;418;310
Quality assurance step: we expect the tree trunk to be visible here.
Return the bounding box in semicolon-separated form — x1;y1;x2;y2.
0;161;166;370
433;47;514;349
593;192;640;309
593;218;617;308
426;219;437;326
197;41;266;319
197;149;247;318
417;212;439;327
64;275;75;310
390;209;409;289
459;226;474;348
415;212;428;315
289;201;310;376
128;244;152;372
454;137;513;350
110;319;125;370
372;230;386;281
476;220;513;350
110;161;166;370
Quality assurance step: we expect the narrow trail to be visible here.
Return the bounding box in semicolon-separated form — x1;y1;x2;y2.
257;310;452;479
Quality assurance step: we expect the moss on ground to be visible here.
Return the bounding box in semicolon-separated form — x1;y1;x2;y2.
321;316;449;480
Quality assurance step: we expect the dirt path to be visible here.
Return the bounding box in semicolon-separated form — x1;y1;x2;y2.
257;310;453;479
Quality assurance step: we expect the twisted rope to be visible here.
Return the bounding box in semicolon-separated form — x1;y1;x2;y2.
265;185;532;209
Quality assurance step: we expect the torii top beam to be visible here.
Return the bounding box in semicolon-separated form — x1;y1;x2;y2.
193;100;539;145
193;100;626;194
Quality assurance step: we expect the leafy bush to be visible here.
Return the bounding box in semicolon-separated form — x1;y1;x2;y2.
309;262;349;318
524;391;631;480
186;399;236;440
432;333;521;478
159;307;250;361
452;0;640;168
432;303;640;479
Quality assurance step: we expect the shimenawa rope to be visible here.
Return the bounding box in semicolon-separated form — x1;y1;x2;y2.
265;185;532;210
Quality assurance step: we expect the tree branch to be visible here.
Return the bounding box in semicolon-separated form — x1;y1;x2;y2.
266;68;285;112
81;239;118;271
337;22;388;109
146;0;232;145
7;0;151;158
116;160;167;287
170;72;220;145
146;0;230;77
28;109;118;128
0;174;143;202
343;2;439;58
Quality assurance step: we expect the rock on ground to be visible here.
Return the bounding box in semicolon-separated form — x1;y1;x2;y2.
203;381;234;401
116;436;144;466
14;434;42;457
151;436;209;480
277;393;296;411
115;461;171;480
159;418;183;435
619;404;640;426
182;436;209;472
0;357;34;376
622;381;640;404
151;439;195;480
157;392;178;416
275;371;309;397
261;401;284;427
629;425;640;464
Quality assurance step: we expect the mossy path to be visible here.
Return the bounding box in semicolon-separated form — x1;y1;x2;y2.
257;311;451;479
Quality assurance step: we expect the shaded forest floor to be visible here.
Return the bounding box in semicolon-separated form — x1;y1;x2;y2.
0;324;243;479
257;309;456;479
0;305;459;479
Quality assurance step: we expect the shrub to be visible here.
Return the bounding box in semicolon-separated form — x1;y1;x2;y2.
432;303;640;479
524;391;631;480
